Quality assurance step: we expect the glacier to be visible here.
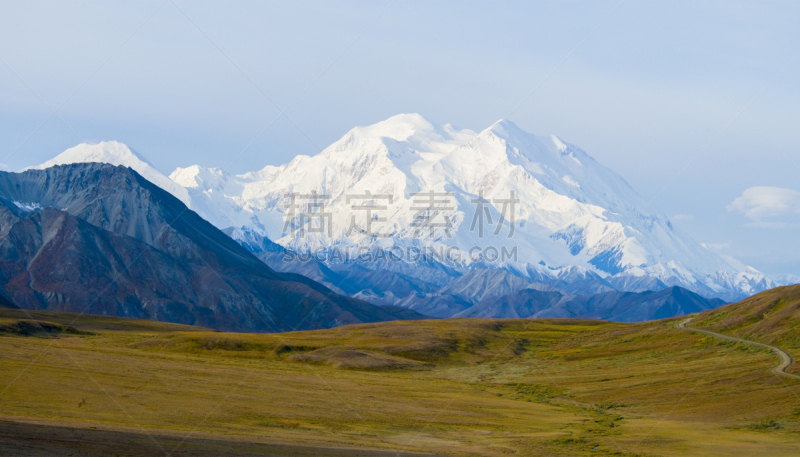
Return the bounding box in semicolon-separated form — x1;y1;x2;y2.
31;114;791;301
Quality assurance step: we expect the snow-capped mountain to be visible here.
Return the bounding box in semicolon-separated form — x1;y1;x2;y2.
0;163;419;331
26;141;190;206
32;115;787;301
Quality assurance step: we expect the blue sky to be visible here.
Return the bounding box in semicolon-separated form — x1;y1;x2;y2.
1;0;799;275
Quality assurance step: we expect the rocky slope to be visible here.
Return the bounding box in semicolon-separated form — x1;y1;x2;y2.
0;164;422;332
227;229;726;321
455;286;725;322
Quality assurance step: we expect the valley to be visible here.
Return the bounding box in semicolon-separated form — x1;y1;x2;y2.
2;285;800;456
5;5;799;457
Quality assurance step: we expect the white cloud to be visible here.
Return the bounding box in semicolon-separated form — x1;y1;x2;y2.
728;186;800;227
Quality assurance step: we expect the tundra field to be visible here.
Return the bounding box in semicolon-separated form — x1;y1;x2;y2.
2;285;800;456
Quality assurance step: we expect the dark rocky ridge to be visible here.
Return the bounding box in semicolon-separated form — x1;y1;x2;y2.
231;229;726;321
0;164;423;332
455;286;726;322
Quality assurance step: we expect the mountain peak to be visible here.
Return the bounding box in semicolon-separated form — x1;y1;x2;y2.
170;165;226;189
352;113;436;142
30;141;190;206
488;119;526;136
32;140;152;170
322;114;475;167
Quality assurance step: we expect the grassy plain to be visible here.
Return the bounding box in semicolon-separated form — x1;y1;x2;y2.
1;305;799;456
693;284;800;375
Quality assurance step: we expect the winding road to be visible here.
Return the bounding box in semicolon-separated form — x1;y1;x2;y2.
679;317;800;380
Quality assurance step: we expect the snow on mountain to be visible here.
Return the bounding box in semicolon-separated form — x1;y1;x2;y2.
774;273;800;285
28;141;190;206
32;115;789;300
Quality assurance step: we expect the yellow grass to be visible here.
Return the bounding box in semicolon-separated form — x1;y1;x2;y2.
1;308;799;456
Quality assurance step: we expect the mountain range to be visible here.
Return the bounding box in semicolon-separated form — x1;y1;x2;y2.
30;115;789;301
15;113;797;327
0;163;422;331
0;162;726;328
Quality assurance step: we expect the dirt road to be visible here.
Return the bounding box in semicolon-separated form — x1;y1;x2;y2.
679;317;800;380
